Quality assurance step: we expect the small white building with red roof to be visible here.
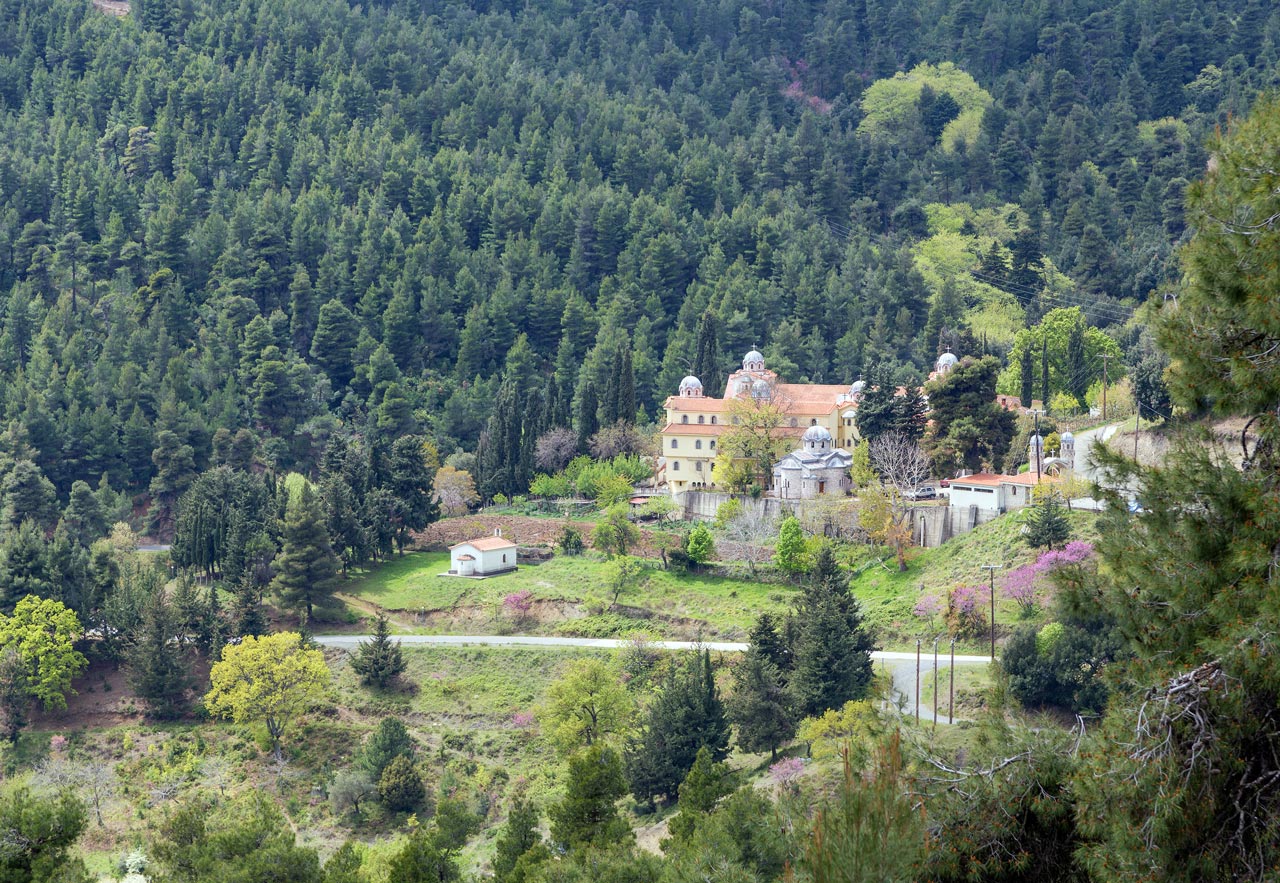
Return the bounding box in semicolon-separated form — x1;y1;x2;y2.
947;471;1061;513
449;530;517;577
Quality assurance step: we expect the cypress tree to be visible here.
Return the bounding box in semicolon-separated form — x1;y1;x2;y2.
1066;319;1088;405
625;650;729;804
351;614;406;689
692;310;721;393
618;346;635;424
576;381;599;453
270;484;340;622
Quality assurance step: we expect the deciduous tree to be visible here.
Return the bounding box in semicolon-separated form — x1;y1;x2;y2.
204;632;330;762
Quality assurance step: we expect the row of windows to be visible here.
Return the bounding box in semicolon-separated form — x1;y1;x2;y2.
671;460;714;472
679;415;718;424
670;439;716;450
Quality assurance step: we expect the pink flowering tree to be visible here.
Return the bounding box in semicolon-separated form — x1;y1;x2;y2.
1002;565;1041;616
503;590;534;625
947;585;988;638
913;594;942;630
1003;542;1096;616
770;757;805;793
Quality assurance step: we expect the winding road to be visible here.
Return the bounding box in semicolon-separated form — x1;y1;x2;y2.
314;634;993;724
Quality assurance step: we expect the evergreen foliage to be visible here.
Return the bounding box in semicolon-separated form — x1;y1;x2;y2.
351;614;406;690
270;484;340;622
549;745;631;852
361;717;416;780
624;650;729;805
1024;493;1071;550
377;755;426;812
788;547;875;718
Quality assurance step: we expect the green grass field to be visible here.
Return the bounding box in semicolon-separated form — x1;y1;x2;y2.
338;509;1098;650
340;552;797;640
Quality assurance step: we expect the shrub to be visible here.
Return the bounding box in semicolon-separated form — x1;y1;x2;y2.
684;524;715;565
557;527;584;556
378;755;425;812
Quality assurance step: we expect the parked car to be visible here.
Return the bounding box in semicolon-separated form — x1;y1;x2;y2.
939;478;950;488
904;486;937;501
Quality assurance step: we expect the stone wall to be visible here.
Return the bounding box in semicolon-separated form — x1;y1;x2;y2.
679;492;1000;549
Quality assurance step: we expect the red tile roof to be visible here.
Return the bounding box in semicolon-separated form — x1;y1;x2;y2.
950;472;1061;488
450;536;517;551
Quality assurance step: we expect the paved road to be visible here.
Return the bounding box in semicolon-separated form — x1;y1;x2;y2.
1072;422;1121;485
314;634;993;724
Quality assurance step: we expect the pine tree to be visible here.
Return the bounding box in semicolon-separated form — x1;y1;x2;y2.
270;484;340;622
625;650;729;804
727;648;795;759
549;745;631;851
749;613;792;674
127;592;191;719
1024;492;1071;550
310;298;359;389
351;614;406;689
788;546;875;717
666;745;732;842
362;717;415;779
492;797;544;883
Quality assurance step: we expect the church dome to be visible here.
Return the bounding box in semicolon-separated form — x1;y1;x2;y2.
1059;431;1074;442
678;375;703;396
936;352;958;372
750;378;772;400
742;349;765;371
850;379;867;395
802;424;832;443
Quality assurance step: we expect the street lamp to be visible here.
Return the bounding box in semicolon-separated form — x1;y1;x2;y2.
981;564;1001;659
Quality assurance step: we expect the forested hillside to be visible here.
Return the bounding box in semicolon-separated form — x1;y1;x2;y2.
0;0;1277;515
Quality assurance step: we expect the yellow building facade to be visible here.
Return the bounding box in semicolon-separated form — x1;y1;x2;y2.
660;350;863;496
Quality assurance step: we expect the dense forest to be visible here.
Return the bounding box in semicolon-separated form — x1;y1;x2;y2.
0;0;1277;515
1;0;1280;881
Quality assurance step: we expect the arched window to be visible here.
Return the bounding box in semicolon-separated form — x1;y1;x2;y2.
697;415;704;424
710;440;716;449
681;415;688;424
673;461;680;471
695;440;702;449
671;439;678;449
711;416;717;424
789;418;798;427
811;418;818;425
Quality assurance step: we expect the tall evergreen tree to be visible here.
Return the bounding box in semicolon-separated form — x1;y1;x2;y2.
625;650;729;805
727;648;795;759
270;484;340;622
1020;343;1034;408
692;310;722;394
127;592;191;719
788;546;875;718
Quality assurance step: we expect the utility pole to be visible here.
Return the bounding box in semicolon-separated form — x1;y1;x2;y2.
932;638;939;732
949;639;955;725
1101;353;1109;421
915;639;921;725
981;564;1000;659
1134;408;1140;462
